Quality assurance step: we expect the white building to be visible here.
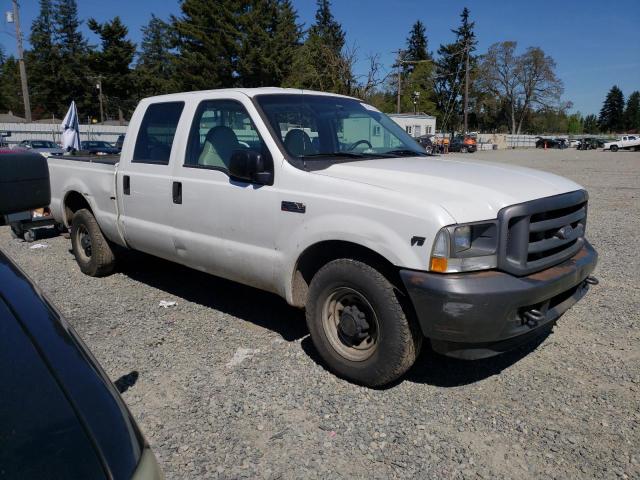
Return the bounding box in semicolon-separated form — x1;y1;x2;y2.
388;113;436;138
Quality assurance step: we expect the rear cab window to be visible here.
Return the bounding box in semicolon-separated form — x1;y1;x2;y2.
132;102;185;165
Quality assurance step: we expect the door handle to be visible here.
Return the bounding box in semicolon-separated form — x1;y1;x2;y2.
123;175;130;195
172;181;182;204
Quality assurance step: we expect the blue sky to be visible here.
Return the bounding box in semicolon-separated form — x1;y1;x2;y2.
1;0;638;115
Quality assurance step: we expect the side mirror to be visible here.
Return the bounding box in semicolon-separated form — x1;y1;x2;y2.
228;149;273;185
0;152;51;215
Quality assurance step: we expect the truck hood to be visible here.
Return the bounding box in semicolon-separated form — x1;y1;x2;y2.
314;155;583;223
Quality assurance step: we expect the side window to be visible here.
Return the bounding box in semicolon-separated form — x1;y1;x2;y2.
132;102;184;165
185;99;267;171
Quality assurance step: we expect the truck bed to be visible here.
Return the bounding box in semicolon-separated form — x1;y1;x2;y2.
58;154;120;165
47;154;123;245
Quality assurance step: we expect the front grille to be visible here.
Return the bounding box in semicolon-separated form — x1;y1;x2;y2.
498;190;588;276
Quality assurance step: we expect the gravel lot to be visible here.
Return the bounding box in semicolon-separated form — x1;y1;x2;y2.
1;148;639;479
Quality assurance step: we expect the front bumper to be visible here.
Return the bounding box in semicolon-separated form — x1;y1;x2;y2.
400;241;598;359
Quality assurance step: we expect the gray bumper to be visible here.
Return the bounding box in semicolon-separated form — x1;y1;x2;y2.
400;241;598;359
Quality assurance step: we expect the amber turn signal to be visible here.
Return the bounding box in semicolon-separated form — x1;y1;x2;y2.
429;257;448;272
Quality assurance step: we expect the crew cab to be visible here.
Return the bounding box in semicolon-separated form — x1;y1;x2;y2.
603;135;640;152
48;88;598;387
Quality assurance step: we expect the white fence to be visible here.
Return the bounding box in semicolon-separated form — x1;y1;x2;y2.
0;122;127;145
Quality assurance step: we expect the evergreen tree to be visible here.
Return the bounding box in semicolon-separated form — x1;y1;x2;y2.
135;15;178;97
0;56;23;115
173;0;239;90
309;0;345;55
624;91;640;131
598;85;625;132
404;21;429;70
88;16;136;120
27;0;62;118
237;0;301;87
286;0;352;94
53;0;92;117
583;114;599;134
434;7;477;131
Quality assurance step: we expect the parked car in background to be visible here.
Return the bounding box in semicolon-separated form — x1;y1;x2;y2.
535;137;567;149
81;140;120;155
18;139;65;157
449;135;477;153
0;151;162;479
577;137;600;150
416;134;435;154
116;134;126;151
603;135;640;152
48;88;598;387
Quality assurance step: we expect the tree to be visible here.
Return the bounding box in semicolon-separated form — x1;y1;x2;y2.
52;0;92;117
566;112;583;134
0;55;23;115
583;114;599;134
598;85;625;132
88;16;136;120
135;15;178;97
479;41;563;133
434;8;477;131
285;0;353;94
173;0;239;90
404;21;429;72
236;0;302;87
624;91;640;131
27;0;60;118
514;47;563;133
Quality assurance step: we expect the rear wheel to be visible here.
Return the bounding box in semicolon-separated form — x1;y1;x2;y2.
610;145;619;152
71;208;115;276
305;259;422;387
10;225;23;239
461;146;468;153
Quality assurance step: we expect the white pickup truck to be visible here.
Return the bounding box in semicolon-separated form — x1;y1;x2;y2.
603;134;640;152
48;88;598;386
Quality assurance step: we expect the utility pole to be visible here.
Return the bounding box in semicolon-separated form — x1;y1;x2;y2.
97;77;104;124
463;38;469;134
395;50;403;114
10;0;31;122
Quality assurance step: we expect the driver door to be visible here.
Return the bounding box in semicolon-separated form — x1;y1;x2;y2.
169;95;279;292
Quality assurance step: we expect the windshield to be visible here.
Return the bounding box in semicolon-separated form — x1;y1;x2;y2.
256;94;426;163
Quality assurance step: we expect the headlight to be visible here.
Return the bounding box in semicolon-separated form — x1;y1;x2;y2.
429;221;498;273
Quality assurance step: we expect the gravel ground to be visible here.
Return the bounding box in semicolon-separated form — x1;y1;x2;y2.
1;148;639;479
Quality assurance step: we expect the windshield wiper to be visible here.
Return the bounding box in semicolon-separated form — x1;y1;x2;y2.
300;152;365;159
384;149;427;157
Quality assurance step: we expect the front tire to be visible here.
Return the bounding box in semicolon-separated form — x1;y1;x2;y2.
306;259;422;387
71;208;115;276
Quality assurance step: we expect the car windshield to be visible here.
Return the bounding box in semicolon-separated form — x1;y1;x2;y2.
256;94;426;163
32;141;57;149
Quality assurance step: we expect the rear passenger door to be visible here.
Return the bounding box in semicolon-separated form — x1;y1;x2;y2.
118;101;186;262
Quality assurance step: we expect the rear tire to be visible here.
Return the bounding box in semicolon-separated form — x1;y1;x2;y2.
23;230;35;242
610;145;619;152
305;259;422;387
10;225;23;239
71;208;115;277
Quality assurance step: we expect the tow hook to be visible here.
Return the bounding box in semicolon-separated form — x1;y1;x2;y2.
522;309;545;328
585;276;599;286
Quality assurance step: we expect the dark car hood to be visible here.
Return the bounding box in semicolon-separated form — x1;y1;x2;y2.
0;249;143;479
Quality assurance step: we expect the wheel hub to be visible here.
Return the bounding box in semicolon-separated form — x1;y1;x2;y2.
338;305;370;346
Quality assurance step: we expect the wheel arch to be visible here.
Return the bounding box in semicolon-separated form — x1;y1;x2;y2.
290;240;404;308
63;190;94;226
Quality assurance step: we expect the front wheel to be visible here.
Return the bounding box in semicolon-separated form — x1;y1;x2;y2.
306;259;422;387
71;208;116;276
